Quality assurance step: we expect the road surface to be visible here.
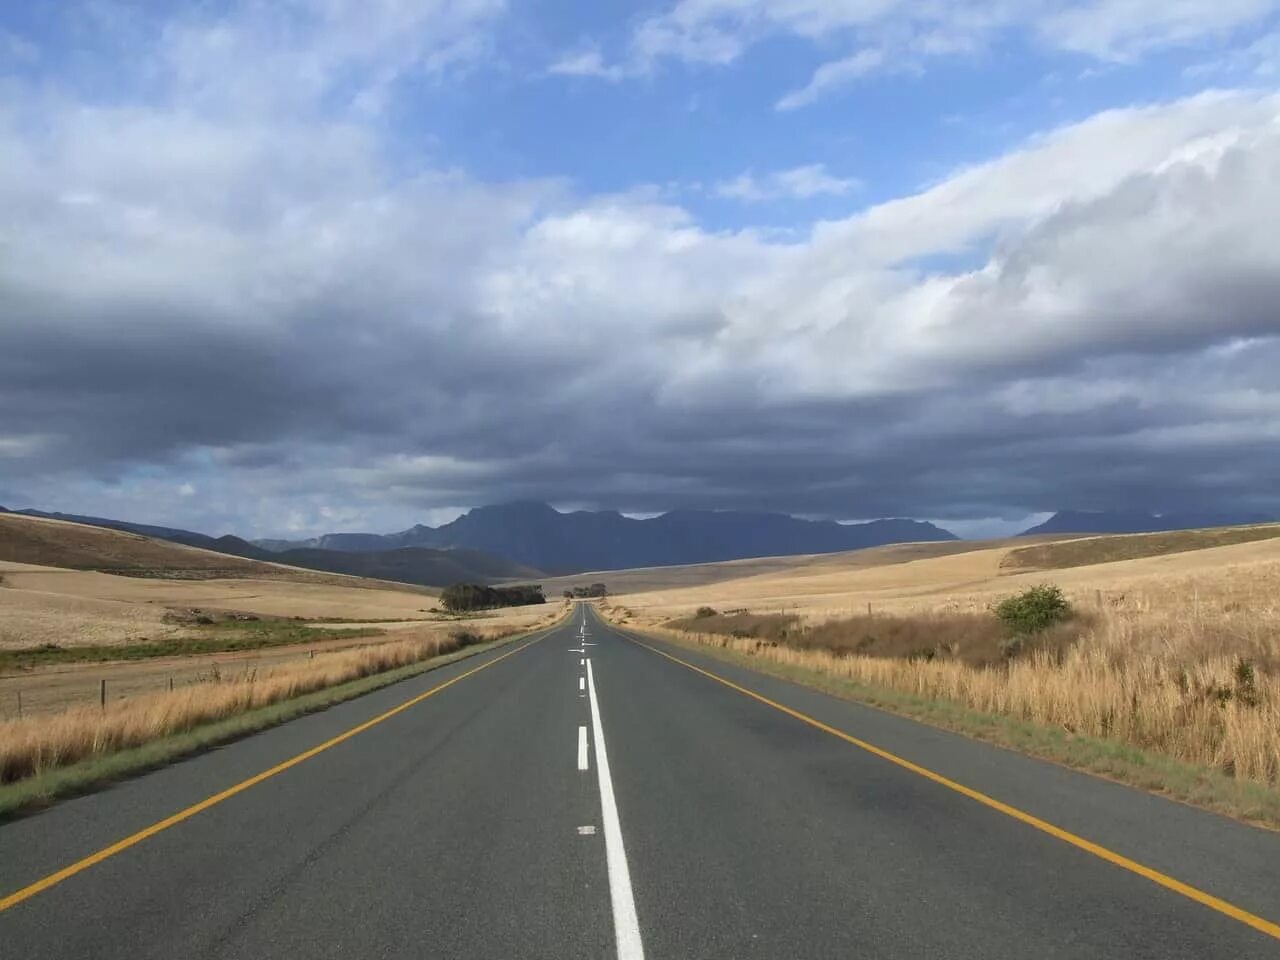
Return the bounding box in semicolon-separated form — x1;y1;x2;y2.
3;603;1280;958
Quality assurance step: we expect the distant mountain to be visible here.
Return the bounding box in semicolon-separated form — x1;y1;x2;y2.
257;501;958;574
1021;510;1276;536
267;546;542;586
9;508;536;588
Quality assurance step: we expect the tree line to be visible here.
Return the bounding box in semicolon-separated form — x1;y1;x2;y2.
440;583;546;612
563;583;608;598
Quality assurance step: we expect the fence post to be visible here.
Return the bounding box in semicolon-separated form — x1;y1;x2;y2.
169;677;174;692
100;678;106;710
16;690;21;719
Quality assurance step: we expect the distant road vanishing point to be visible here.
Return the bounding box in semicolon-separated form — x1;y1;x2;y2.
3;604;1280;958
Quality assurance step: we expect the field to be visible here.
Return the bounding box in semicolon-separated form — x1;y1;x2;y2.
0;513;564;802
0;514;559;723
605;526;1280;810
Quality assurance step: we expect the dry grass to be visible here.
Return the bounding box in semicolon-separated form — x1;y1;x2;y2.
0;562;445;650
0;512;416;588
1001;524;1280;572
621;534;1280;796
0;629;507;784
669;608;1093;667
659;577;1280;788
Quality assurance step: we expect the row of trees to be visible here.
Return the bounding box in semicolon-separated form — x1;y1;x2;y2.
563;583;608;599
440;583;546;612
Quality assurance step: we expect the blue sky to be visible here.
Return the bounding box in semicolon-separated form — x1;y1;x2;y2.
2;1;1280;538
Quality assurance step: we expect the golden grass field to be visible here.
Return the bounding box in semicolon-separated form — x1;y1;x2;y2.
609;526;1280;794
0;513;557;721
0;623;554;786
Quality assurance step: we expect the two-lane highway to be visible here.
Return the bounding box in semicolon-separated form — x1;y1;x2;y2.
3;604;1280;958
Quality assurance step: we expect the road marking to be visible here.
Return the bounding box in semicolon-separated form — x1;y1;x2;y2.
580;658;586;665
578;725;590;771
0;631;550;914
586;658;646;960
579;677;586;692
578;825;597;836
627;634;1280;945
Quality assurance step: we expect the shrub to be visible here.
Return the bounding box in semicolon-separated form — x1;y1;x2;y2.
996;584;1071;635
694;606;718;619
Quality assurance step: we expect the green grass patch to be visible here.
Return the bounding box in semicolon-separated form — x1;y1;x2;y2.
0;622;381;672
635;626;1280;830
0;634;529;821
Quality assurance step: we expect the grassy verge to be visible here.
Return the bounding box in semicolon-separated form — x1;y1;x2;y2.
0;622;381;671
0;632;534;821
624;622;1280;829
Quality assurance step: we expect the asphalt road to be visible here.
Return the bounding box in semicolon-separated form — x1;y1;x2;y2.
3;603;1280;958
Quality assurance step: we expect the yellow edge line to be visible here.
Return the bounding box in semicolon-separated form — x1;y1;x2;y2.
627;632;1280;943
0;628;551;913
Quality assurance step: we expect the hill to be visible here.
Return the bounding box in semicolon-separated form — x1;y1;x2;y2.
0;512;535;586
1021;509;1275;536
1001;523;1280;572
0;512;357;584
257;501;958;573
0;512;534;589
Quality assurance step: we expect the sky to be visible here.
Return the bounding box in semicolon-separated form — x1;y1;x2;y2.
1;1;1279;539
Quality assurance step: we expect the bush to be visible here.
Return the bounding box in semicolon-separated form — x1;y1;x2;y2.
694;606;718;619
995;584;1071;635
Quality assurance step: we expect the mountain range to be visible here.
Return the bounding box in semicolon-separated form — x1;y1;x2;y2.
253;501;958;573
7;502;1273;588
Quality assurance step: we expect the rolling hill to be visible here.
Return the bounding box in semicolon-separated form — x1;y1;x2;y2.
0;511;537;588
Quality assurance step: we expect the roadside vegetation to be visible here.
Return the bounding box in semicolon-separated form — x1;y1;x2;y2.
661;582;1280;809
0;627;520;797
670;586;1089;667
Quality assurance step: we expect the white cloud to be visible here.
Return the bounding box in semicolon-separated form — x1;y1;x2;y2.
715;164;861;201
547;48;628;80
1042;0;1277;59
776;48;886;111
561;0;1280;108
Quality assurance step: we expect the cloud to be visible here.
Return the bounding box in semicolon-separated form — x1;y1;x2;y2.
714;164;861;201
1042;0;1277;59
547;48;629;80
776;49;886;111
559;0;1280;108
5;6;1280;534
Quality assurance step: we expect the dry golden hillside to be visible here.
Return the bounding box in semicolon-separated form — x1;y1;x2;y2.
0;512;436;589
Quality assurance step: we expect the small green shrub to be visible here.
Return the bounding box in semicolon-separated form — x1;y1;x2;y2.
694;606;718;619
995;584;1071;635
